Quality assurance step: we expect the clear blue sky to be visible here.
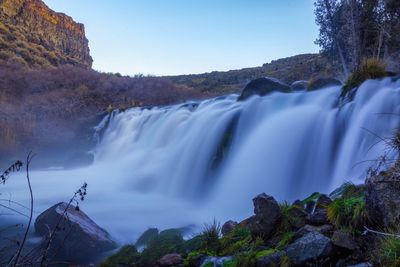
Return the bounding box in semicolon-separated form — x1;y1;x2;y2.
44;0;319;76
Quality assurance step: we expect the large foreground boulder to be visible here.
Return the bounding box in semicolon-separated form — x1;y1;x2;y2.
248;193;282;238
366;169;400;228
35;202;116;263
238;77;291;100
284;231;332;265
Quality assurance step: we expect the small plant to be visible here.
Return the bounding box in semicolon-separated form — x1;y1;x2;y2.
199;219;222;253
376;234;400;267
342;58;387;96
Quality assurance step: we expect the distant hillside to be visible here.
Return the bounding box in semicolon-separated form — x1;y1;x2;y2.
0;0;92;68
169;54;340;94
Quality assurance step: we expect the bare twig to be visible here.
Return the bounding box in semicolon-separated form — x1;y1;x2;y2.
362;226;400;238
13;152;35;266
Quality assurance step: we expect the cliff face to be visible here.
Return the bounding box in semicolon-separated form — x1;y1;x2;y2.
0;0;92;68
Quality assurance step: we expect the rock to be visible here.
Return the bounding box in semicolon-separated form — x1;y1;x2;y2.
257;251;286;267
295;224;333;239
346;263;372;267
248;193;282;238
0;0;92;68
307;78;342;91
221;220;238;236
34;202;116;263
201;256;232;267
286;205;307;229
291;80;309;91
158;253;183;266
238;77;291;100
136;228;159;247
366;170;400;228
285;231;332;265
332;230;359;251
316;194;332;208
306;209;329;226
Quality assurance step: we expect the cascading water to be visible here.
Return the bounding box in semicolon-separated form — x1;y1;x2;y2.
4;78;400;242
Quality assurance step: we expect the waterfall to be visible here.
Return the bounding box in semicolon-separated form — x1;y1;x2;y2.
5;78;400;242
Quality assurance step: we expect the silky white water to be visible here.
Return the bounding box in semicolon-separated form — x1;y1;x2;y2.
3;78;400;243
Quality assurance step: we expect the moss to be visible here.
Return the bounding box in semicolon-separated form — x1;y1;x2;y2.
100;245;140;267
256;248;278;258
302;192;321;205
342;58;387;96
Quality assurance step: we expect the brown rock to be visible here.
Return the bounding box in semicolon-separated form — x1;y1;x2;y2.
158;253;183;267
221;220;238;236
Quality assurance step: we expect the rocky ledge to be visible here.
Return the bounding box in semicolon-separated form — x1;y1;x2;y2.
0;0;92;68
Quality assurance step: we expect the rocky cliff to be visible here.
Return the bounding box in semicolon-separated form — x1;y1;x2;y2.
0;0;92;68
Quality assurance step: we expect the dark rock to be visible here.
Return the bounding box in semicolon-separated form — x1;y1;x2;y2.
316;194;332;209
332;230;359;251
221;220;238;236
292;200;303;207
257;251;286;267
287;206;307;229
239;215;255;228
291;80;309;91
366;170;400;228
136;228;159;247
346;263;372;267
295;224;333;239
239;77;291;100
34;202;116;263
306;209;329;226
307;78;342;91
285;231;332;265
158;253;183;266
248;193;282;238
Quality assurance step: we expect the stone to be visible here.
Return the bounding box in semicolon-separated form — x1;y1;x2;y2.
248;193;282;238
331;230;359;251
286;205;307;229
136;228;159;247
34;202;116;263
316;194;332;208
295;224;333;239
221;220;238;236
201;256;233;267
285;231;332;265
307;78;342;91
346;263;372;267
306;209;329;226
366;169;400;228
158;253;183;266
291;80;309;91
239;77;291;100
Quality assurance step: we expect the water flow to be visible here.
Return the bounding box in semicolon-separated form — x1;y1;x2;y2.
3;78;400;242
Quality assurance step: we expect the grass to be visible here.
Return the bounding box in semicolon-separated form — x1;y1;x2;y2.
376;234;400;267
342;58;387;96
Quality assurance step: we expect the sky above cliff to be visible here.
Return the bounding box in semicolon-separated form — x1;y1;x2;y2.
44;0;319;76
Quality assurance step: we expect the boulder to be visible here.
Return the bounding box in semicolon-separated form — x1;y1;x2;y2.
331;230;359;251
365;170;400;228
291;80;309;91
285;231;332;265
158;253;183;266
34;202;116;263
316;194;332;208
295;224;333;239
286;205;307;229
136;228;159;247
221;220;238;236
257;251;286;267
248;193;282;238
347;263;372;267
306;209;329;226
238;77;291;100
307;78;342;91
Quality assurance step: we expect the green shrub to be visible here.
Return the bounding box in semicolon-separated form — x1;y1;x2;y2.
100;245;140;267
376;235;400;267
220;226;252;255
198;220;222;253
327;196;368;231
342;58;387;96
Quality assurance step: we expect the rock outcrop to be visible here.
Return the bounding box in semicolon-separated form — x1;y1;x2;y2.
238;77;291;100
35;202;116;263
0;0;92;68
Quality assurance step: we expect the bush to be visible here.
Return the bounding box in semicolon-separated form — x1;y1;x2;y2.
342;58;387;96
198;220;222;253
